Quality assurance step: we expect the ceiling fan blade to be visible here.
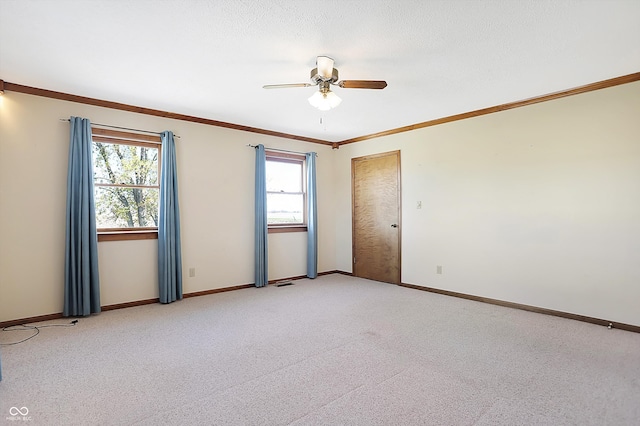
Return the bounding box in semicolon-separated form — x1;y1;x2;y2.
338;80;387;89
263;83;313;89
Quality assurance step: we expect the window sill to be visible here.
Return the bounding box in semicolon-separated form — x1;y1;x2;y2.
268;225;308;234
98;230;158;242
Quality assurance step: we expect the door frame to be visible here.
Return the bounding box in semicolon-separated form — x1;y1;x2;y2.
351;150;402;284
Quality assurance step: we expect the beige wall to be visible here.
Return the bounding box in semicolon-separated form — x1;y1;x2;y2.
0;92;336;322
2;81;639;327
334;81;640;326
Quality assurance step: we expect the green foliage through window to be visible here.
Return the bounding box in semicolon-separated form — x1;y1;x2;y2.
92;141;159;229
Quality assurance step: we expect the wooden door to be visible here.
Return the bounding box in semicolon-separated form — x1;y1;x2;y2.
352;151;401;284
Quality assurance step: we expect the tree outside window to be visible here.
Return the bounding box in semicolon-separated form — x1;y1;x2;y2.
91;130;160;231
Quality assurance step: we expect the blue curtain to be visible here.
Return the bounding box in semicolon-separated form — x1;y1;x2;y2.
255;144;268;287
158;131;183;303
306;152;318;278
64;117;101;317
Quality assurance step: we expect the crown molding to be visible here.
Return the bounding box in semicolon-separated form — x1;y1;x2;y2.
2;72;638;148
338;72;640;146
0;81;334;147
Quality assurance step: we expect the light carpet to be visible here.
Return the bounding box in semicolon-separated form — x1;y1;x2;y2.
1;274;639;425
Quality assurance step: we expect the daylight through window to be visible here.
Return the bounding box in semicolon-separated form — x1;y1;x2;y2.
92;129;161;231
266;152;306;227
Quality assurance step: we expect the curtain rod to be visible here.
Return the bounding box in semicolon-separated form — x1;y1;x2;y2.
59;118;180;138
246;144;317;156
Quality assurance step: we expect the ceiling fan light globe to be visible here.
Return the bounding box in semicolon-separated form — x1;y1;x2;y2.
308;91;324;108
325;90;342;108
308;90;341;111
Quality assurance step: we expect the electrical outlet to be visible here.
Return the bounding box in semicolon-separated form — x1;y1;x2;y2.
417;201;422;209
189;267;196;277
436;265;442;275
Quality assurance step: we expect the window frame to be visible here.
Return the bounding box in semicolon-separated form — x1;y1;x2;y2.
265;151;308;233
91;128;162;242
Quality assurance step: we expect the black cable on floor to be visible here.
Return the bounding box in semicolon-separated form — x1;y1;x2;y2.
0;320;78;346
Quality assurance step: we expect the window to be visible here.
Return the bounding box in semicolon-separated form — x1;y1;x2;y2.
266;152;307;232
91;128;161;241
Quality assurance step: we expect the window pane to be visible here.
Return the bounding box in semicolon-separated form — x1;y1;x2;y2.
93;142;158;186
267;193;303;224
94;187;159;228
266;160;302;192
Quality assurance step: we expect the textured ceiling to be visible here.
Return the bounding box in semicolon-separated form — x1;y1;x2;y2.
1;0;639;142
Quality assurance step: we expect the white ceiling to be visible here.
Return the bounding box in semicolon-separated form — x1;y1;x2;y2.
1;0;639;143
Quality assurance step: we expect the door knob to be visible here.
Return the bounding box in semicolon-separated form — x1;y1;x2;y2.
391;224;398;228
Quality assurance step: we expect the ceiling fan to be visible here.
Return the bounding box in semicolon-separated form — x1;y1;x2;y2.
263;56;387;111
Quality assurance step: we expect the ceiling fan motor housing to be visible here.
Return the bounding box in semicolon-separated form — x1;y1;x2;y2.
310;67;339;85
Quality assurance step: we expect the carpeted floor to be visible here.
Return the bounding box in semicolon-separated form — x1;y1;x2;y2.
1;274;639;425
